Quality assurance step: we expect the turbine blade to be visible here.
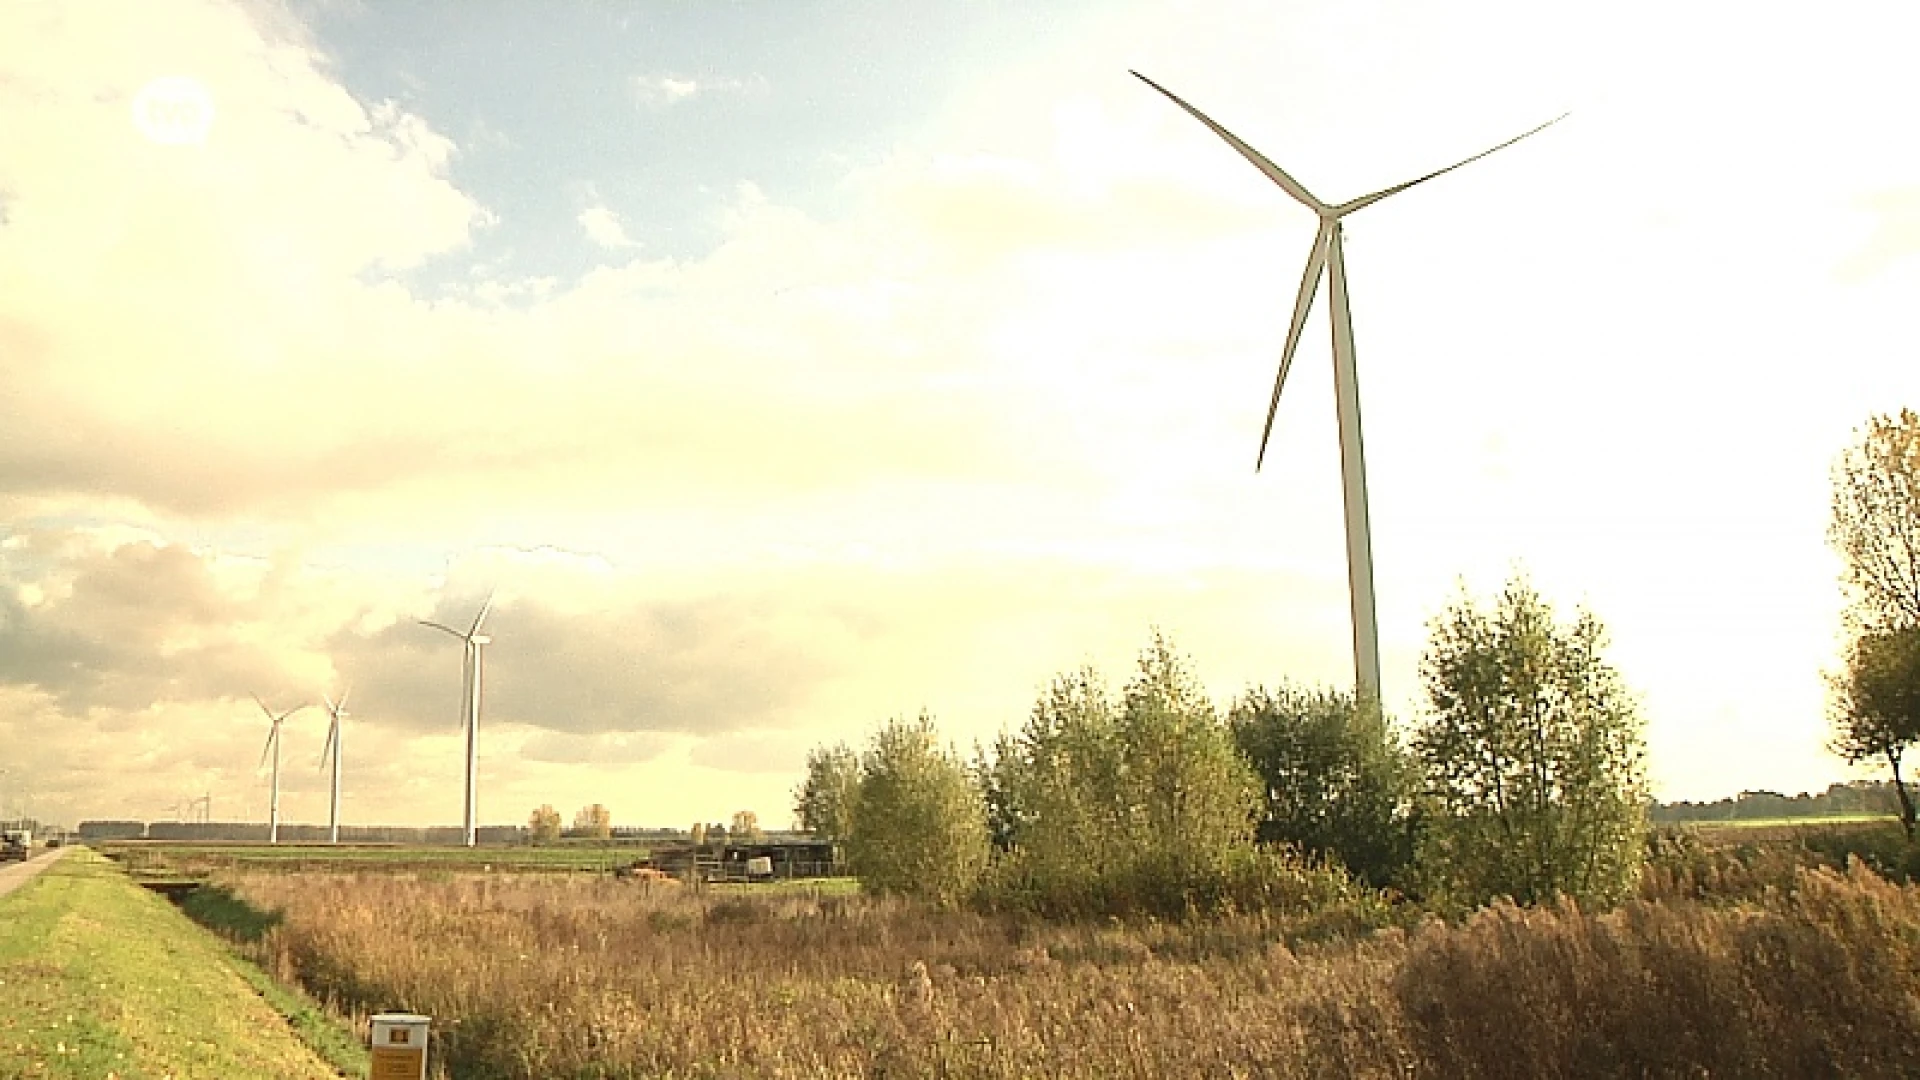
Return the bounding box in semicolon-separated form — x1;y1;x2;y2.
418;619;466;639
1333;112;1569;216
336;686;351;714
468;590;496;638
258;726;276;771
318;719;337;770
1131;70;1327;213
251;692;275;721
1258;220;1333;472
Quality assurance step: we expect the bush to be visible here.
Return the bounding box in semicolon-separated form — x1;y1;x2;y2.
845;712;989;905
1230;683;1417;888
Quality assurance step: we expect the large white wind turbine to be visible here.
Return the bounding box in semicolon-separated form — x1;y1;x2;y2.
1132;71;1564;706
419;594;494;848
251;694;308;845
318;688;350;845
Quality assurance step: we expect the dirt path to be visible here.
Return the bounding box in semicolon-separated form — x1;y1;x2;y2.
0;847;69;901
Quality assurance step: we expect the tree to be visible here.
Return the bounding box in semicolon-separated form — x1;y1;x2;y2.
1831;627;1920;838
1415;576;1648;908
528;804;562;844
1831;408;1920;631
793;743;859;850
982;666;1130;904
1116;633;1261;874
844;712;989;905
980;634;1263;915
1230;683;1417;888
730;810;764;843
572;803;611;840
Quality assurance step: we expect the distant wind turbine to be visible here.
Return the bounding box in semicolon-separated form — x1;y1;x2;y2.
419;594;494;848
1131;71;1565;706
318;687;350;845
251;694;308;845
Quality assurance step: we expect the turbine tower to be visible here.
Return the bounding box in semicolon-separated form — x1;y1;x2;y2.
319;688;350;845
1132;71;1564;706
251;694;308;845
420;594;494;848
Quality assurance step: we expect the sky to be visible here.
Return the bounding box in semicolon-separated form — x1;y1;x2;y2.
3;0;1919;830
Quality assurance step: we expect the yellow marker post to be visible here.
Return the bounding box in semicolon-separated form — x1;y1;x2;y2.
369;1013;430;1080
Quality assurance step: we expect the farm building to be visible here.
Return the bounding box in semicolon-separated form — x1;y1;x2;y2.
640;839;838;882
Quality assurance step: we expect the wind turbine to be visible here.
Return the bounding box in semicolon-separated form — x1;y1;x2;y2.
252;694;308;845
318;688;350;845
419;593;494;848
1132;71;1564;706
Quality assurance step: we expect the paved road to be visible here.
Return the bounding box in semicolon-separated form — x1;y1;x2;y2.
0;846;69;901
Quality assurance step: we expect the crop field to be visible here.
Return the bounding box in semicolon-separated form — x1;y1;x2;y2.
161;838;1920;1080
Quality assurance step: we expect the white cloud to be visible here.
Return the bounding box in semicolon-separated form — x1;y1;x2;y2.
630;72;763;109
577;205;638;249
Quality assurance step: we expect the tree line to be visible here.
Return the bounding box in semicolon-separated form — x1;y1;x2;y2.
798;577;1648;916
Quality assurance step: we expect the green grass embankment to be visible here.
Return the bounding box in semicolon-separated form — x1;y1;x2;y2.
0;848;364;1079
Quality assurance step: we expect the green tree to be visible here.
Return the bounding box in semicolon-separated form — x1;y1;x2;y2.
1831;628;1920;838
1830;408;1920;631
982;634;1262;916
982;667;1131;907
845;712;989;905
1230;683;1417;887
792;743;859;851
1117;633;1260;873
528;804;562;844
1415;576;1647;908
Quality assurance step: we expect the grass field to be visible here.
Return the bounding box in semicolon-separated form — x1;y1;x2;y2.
194;853;1920;1079
0;848;365;1078
1675;814;1899;845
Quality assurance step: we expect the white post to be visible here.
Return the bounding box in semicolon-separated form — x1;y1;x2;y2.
1325;224;1384;708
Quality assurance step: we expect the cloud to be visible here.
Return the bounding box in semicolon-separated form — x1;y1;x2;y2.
519;730;676;765
0;528;315;710
327;590;845;738
577;205;638;249
630;72;763;109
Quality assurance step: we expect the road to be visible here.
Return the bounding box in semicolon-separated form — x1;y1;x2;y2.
0;846;69;901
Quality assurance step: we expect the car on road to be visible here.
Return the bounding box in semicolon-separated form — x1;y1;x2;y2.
0;829;31;862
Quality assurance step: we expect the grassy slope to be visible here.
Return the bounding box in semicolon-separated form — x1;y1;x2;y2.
0;848;361;1079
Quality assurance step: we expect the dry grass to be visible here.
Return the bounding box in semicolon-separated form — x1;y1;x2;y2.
205;860;1920;1079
